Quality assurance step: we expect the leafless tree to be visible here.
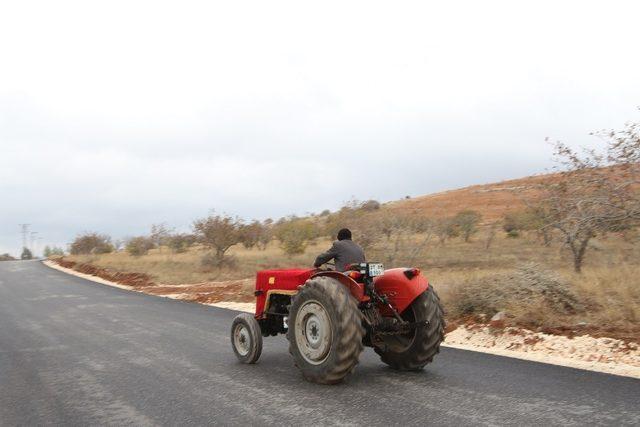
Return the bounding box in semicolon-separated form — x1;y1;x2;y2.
533;121;639;272
434;217;458;246
485;222;498;250
453;210;482;243
239;220;262;249
193;214;243;263
150;223;172;253
70;232;114;255
126;236;155;256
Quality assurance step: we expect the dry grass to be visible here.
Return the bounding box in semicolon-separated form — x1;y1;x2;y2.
67;241;321;285
65;226;639;341
567;265;640;328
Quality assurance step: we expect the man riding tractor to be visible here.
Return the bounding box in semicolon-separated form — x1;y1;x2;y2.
314;228;365;272
230;228;445;384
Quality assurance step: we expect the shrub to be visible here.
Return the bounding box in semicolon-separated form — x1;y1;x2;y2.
360;200;381;212
70;233;114;255
239;220;267;249
448;264;584;326
43;246;64;257
275;219;317;255
126;236;155;256
0;253;16;261
20;247;33;260
167;233;196;253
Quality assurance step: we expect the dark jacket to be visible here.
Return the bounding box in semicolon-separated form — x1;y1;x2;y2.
314;239;365;272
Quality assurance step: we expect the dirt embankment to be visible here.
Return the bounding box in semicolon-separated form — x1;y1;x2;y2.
55;258;155;287
50;257;254;305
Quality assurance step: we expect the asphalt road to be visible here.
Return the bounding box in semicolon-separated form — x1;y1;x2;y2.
1;261;638;426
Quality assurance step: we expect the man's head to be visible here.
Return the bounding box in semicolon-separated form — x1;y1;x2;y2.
337;228;352;241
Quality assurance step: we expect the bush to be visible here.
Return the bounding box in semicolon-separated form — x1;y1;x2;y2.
0;253;16;261
239;220;269;249
70;233;114;255
43;246;64;257
360;200;381;212
167;233;196;253
126;236;155;256
20;247;33;260
275;219;318;255
449;264;584;326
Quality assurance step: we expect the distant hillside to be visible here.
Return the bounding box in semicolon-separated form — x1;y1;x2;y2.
385;173;552;222
0;253;16;261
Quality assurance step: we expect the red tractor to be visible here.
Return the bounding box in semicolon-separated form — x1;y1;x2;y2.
230;262;445;384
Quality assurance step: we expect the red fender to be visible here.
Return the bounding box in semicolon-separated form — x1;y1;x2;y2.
374;268;429;314
311;271;369;302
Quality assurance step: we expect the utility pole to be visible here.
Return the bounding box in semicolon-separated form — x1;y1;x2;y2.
19;224;30;250
30;232;39;257
30;231;38;250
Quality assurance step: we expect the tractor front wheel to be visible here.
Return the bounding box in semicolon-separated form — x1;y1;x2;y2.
287;276;364;384
374;285;445;371
231;313;263;364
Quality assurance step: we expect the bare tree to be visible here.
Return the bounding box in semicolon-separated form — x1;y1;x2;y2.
434;217;458;246
239;220;264;249
533;122;639;272
485;222;498;250
193;214;243;263
126;236;155;256
150;223;172;253
167;233;196;253
70;232;114;255
453;210;482;243
257;219;273;250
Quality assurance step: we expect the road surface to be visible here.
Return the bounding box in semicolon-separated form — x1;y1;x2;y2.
1;261;638;426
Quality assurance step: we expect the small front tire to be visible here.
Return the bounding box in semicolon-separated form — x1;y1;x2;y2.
231;313;263;364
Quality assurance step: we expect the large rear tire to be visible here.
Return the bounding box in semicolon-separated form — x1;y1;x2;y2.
287;276;365;384
374;285;445;370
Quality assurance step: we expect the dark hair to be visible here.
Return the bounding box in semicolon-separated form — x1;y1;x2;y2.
337;228;352;241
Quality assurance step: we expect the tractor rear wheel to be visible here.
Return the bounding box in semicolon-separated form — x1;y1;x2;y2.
374;285;445;371
287;276;364;384
231;313;263;364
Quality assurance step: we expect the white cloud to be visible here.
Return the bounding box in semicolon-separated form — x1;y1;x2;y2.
1;0;639;255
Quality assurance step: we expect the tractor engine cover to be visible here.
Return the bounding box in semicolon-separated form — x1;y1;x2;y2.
255;269;314;317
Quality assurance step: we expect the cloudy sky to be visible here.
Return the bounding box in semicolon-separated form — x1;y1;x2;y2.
1;0;639;255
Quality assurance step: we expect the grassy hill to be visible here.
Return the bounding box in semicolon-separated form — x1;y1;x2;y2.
386;174;549;222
